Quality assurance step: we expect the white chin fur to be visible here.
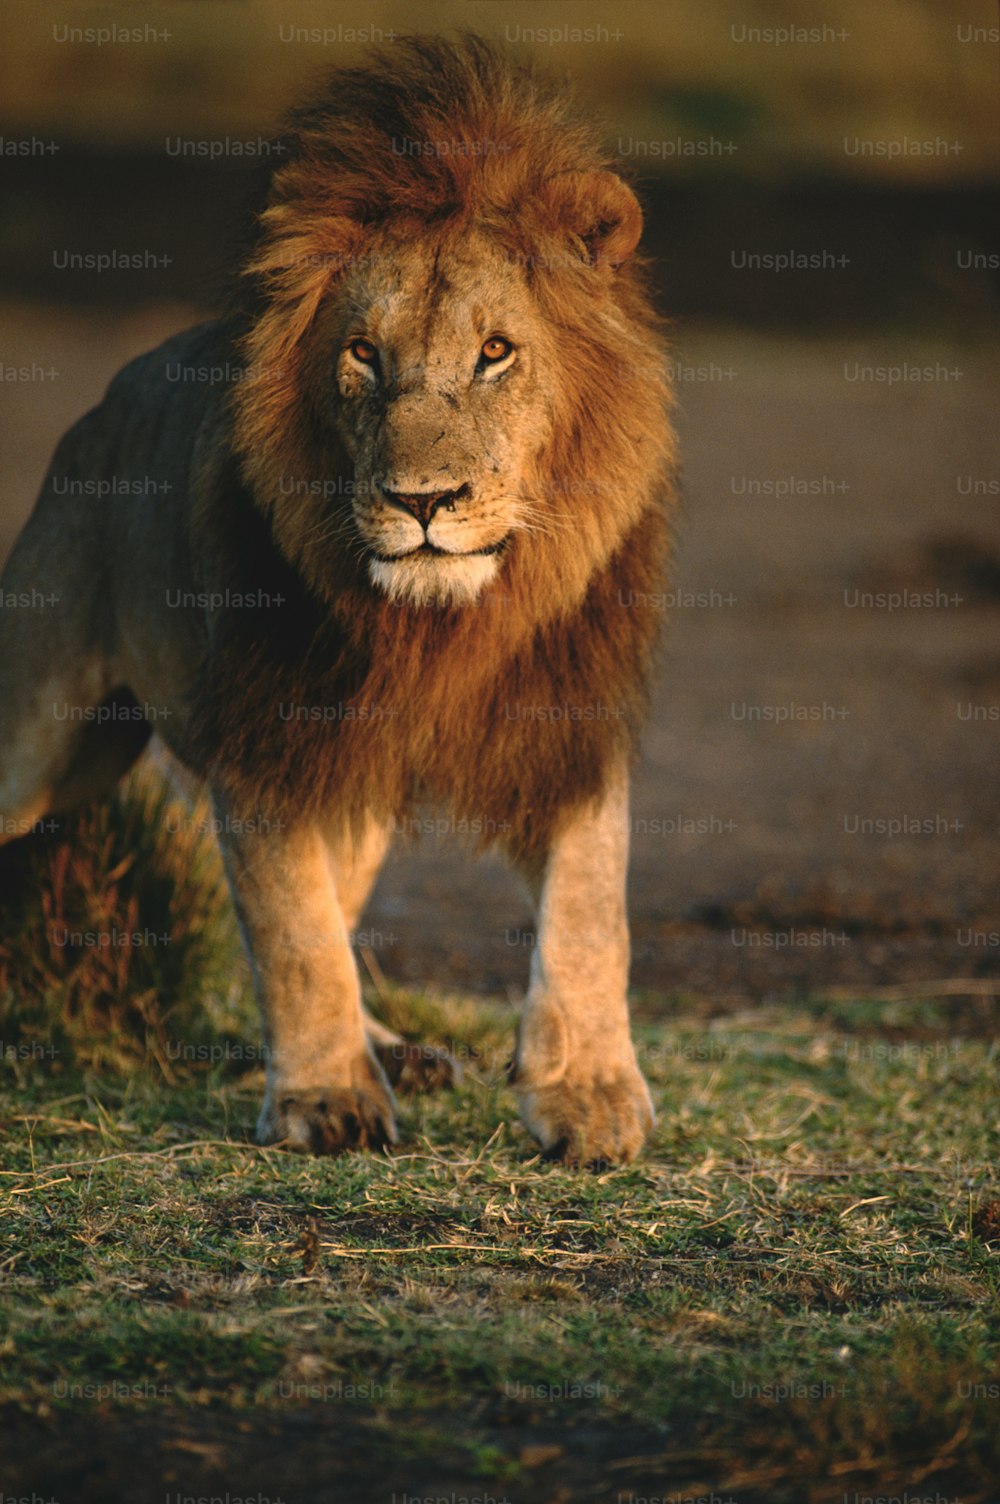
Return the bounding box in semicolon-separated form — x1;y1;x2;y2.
368;552;500;607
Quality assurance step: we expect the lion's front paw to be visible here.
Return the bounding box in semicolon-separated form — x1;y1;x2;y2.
258;1059;397;1154
514;1060;654;1168
372;1040;464;1093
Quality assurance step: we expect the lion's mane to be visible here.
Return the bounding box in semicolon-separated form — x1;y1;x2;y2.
190;35;675;863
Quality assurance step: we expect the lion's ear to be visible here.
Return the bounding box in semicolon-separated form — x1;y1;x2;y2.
538;169;643;270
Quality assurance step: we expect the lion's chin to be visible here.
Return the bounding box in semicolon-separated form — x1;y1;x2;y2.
368;551;501;608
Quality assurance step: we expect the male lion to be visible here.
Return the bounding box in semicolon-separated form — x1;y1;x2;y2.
0;37;674;1164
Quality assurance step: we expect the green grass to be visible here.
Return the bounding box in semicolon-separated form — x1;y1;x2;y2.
3;999;998;1500
0;770;998;1501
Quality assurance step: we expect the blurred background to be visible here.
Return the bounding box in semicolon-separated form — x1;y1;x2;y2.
1;0;998;1008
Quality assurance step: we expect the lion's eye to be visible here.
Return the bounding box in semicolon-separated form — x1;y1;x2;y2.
480;336;513;363
348;337;378;365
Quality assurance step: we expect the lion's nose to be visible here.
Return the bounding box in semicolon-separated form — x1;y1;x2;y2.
381;484;470;529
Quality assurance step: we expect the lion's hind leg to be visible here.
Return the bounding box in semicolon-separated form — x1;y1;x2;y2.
0;650;120;844
0;672;149;845
0;500;138;843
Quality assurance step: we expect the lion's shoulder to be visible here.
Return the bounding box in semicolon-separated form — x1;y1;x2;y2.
50;321;236;506
103;320;229;406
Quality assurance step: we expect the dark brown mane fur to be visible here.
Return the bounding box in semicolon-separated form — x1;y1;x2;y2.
192;35;676;863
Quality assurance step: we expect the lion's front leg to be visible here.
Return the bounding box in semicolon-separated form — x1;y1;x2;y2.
511;762;654;1167
211;792;396;1154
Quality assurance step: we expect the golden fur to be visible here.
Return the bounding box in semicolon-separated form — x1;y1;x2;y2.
191;34;675;864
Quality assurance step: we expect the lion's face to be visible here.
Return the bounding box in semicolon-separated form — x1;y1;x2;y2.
235;94;665;625
329;230;554;608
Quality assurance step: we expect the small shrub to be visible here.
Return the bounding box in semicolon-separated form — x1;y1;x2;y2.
0;760;251;1075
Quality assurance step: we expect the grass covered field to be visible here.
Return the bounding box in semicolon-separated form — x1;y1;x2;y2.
1;773;998;1502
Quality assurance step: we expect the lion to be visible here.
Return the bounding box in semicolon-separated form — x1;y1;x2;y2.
0;36;674;1164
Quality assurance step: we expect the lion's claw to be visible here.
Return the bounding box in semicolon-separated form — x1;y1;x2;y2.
258;1080;397;1154
372;1040;463;1093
